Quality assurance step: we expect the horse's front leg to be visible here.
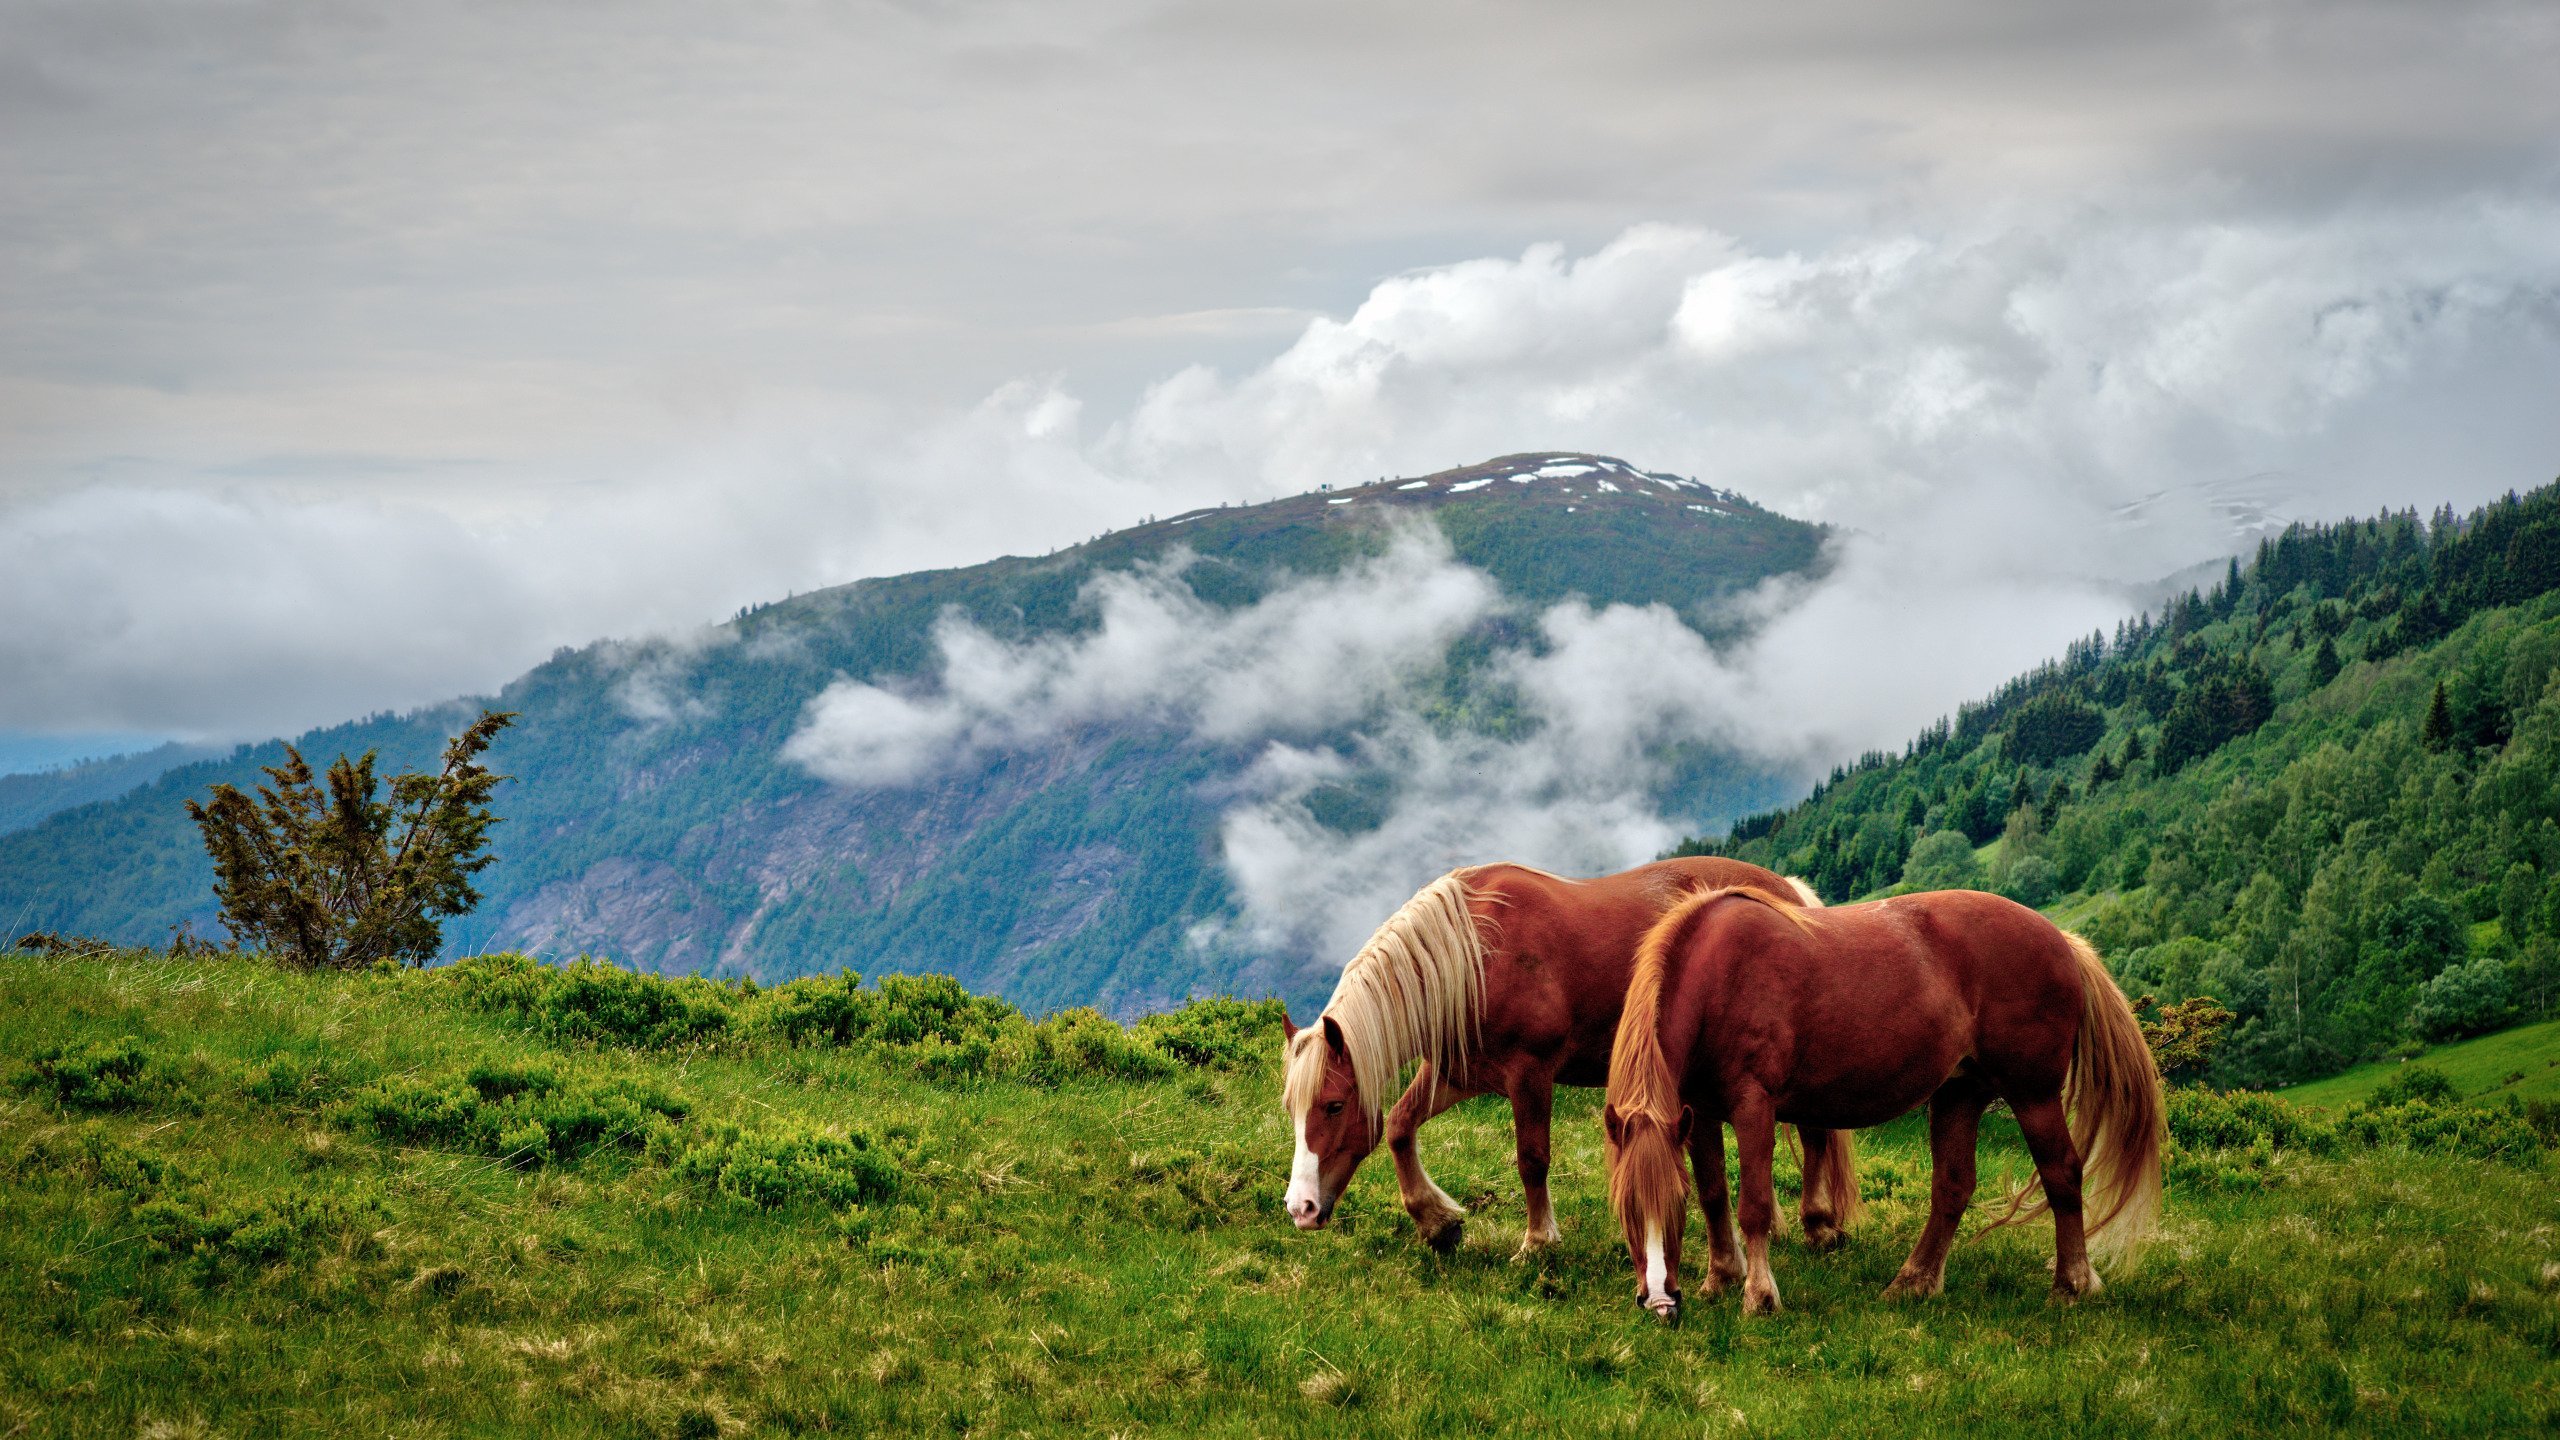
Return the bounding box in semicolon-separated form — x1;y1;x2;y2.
1504;1069;1563;1256
1686;1121;1744;1293
1385;1061;1483;1254
1730;1090;1783;1316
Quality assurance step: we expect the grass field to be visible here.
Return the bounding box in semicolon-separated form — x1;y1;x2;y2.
2278;1018;2560;1111
5;949;2558;1438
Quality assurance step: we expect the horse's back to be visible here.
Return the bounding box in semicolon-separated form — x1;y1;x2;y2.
1458;859;1787;1085
1676;889;2081;1126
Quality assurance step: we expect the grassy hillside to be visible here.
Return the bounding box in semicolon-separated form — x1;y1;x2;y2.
1686;482;2560;1088
2280;1018;2560;1111
0;455;1821;1017
7;946;2558;1437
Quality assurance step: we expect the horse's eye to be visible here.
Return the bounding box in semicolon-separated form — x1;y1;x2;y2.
1325;1101;1345;1116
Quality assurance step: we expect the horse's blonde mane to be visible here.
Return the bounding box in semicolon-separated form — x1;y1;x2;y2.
1283;871;1490;1128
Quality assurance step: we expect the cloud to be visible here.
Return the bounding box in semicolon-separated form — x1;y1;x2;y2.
780;524;1501;786
1105;206;2560;545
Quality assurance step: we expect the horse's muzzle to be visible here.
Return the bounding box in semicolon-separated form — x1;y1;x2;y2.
1286;1195;1330;1229
1644;1294;1682;1326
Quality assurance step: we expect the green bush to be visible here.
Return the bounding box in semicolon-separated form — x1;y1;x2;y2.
349;1060;688;1166
5;1128;180;1193
132;1188;378;1280
21;1037;159;1112
536;958;736;1049
2166;1087;2340;1157
2339;1093;2544;1164
2366;1064;2460;1108
1132;996;1287;1070
437;952;738;1051
673;1122;902;1209
243;1051;369;1110
1009;1008;1176;1086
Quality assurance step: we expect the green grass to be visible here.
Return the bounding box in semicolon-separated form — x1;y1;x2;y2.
2279;1019;2560;1112
5;950;2559;1438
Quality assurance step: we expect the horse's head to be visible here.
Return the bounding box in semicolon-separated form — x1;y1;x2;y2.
1604;1101;1694;1323
1280;1013;1376;1230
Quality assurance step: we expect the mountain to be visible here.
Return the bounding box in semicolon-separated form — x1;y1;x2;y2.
1680;484;2560;1088
0;454;1826;1014
0;743;217;836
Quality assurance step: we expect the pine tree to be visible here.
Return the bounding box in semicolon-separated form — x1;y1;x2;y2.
2422;680;2454;752
186;710;515;969
2310;635;2342;688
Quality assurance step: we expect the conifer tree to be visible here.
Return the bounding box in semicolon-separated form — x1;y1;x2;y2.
186;710;515;969
2422;680;2454;752
2310;635;2342;688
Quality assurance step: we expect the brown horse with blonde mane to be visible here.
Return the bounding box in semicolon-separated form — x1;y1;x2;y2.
1605;886;2163;1322
1280;858;1857;1257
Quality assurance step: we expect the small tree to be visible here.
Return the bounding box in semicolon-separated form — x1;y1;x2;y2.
186;710;515;969
2134;994;2235;1079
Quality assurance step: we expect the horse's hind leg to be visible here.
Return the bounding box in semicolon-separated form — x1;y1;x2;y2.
1505;1069;1562;1256
1884;1078;1988;1301
1797;1127;1844;1252
2011;1093;2099;1300
1386;1061;1481;1254
1687;1122;1744;1294
1730;1090;1783;1316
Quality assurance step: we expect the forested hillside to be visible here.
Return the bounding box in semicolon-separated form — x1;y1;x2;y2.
0;455;1822;1015
1684;483;2560;1088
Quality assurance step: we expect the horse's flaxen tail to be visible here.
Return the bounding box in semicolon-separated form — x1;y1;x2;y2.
1986;931;2165;1263
1820;1129;1865;1230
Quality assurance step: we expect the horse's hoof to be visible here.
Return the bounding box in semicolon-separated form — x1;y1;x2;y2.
1802;1224;1843;1253
1882;1273;1942;1301
1743;1289;1781;1317
1424;1219;1465;1256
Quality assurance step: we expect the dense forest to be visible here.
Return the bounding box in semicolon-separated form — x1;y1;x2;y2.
1683;484;2560;1088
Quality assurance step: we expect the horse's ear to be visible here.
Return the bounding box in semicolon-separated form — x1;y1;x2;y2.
1320;1014;1349;1061
1281;1013;1300;1043
1675;1105;1695;1147
1602;1104;1626;1147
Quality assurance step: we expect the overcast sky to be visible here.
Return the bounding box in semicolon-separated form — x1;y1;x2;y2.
4;0;2559;765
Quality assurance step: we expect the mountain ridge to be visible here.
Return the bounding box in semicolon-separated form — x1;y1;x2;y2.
0;454;1827;1014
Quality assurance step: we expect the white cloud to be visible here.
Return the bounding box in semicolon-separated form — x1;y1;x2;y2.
780;524;1501;787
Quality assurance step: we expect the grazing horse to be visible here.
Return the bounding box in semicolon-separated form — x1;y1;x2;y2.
1279;858;1858;1257
1605;886;2163;1322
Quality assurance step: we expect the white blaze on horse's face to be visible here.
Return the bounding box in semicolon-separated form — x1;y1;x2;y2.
1642;1222;1675;1315
1285;1114;1324;1228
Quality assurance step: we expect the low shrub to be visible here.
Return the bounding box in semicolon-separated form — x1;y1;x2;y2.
2166;1087;2340;1157
2365;1063;2460;1109
132;1188;379;1280
673;1122;903;1209
348;1060;689;1166
2339;1093;2545;1164
1009;1007;1176;1086
20;1037;160;1112
5;1128;181;1193
755;971;1021;1050
437;952;738;1051
537;959;736;1050
243;1051;370;1110
1133;996;1287;1070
